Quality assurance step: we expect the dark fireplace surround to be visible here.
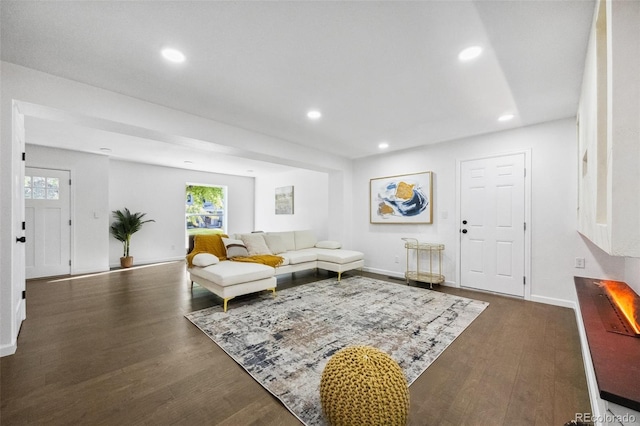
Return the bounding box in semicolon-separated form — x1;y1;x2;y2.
574;277;640;412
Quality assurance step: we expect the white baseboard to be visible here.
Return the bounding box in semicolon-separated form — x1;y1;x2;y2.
530;294;576;309
573;300;606;425
108;256;185;269
0;341;17;357
1;297;25;358
361;267;457;287
71;266;110;276
362;266;404;279
17;297;26;321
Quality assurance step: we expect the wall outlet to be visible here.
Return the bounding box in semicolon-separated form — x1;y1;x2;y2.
395;255;399;264
575;257;585;268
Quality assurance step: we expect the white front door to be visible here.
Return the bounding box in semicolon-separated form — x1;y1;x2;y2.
25;167;71;279
460;153;526;297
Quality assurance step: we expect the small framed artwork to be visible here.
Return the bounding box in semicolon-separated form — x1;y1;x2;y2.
370;171;433;224
275;186;294;215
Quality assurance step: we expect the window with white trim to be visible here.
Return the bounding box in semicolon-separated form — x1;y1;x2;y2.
24;175;60;200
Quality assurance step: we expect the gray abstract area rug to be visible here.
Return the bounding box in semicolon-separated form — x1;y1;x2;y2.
185;276;488;425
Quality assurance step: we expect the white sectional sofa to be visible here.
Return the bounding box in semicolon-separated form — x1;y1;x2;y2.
187;230;364;312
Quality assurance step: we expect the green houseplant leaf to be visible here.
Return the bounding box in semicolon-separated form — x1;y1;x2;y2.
109;208;155;258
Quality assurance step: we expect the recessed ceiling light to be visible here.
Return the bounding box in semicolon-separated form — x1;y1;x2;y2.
458;46;482;61
161;48;185;63
378;142;389;149
498;113;515;122
307;110;322;120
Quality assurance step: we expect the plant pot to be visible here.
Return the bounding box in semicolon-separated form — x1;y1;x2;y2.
120;256;134;268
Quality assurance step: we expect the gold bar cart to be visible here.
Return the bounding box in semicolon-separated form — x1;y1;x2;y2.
401;238;445;289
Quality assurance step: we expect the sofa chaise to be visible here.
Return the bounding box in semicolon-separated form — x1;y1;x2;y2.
186;230;364;312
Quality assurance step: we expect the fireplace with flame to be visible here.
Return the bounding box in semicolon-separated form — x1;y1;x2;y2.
575;277;640;412
594;280;640;337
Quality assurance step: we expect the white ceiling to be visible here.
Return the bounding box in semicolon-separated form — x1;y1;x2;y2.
1;1;595;175
24;115;297;176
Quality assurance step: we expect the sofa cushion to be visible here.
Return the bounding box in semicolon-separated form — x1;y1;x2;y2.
267;231;296;251
311;248;364;264
192;253;219;267
315;240;342;249
240;233;272;256
294;230;317;250
275;256;290;266
190;261;274;287
281;250;317;265
263;234;287;254
222;237;249;258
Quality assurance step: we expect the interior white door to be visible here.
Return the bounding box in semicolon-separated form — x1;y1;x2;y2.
460;153;525;297
25;167;71;279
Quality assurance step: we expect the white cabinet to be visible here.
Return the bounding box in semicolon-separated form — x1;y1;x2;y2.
577;0;640;256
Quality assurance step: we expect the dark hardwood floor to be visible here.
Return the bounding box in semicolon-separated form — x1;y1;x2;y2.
1;262;591;425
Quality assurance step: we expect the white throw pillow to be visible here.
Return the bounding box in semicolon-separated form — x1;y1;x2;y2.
222;237;249;258
264;234;287;254
192;253;220;267
240;233;272;256
315;240;342;249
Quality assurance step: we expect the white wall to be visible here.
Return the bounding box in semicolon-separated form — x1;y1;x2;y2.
625;258;640;295
255;169;329;239
26;145;111;274
352;118;625;305
108;160;255;267
25;147;257;271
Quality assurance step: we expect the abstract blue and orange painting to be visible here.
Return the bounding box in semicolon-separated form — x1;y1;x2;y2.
370;172;433;224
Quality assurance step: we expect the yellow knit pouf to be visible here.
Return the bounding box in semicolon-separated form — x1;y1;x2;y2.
320;345;410;426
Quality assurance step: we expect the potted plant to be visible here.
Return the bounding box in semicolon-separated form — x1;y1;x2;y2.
110;208;155;268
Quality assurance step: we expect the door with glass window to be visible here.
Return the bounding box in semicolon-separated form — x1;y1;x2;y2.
25;167;71;278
